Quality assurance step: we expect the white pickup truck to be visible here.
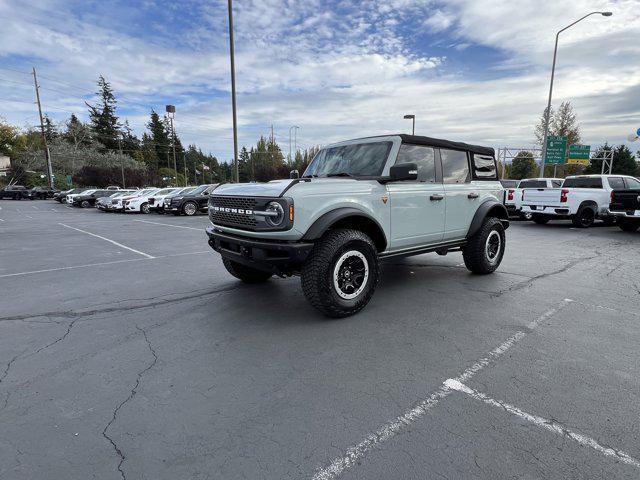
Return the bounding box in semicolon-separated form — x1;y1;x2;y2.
504;178;563;219
521;174;635;227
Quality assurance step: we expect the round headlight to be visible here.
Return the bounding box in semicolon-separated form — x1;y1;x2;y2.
265;201;285;226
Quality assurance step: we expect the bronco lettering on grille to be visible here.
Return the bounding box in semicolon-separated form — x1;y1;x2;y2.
211;206;254;215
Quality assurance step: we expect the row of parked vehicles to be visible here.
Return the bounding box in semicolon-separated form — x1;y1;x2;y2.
501;174;640;231
52;184;218;216
0;185;59;200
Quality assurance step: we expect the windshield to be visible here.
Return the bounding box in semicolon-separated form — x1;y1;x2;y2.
189;185;210;196
303;142;392;178
173;187;195;196
155;188;176;196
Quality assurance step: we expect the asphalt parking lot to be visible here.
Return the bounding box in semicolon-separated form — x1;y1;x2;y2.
1;200;639;480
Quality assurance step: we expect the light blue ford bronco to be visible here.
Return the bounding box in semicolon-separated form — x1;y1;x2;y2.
207;134;508;317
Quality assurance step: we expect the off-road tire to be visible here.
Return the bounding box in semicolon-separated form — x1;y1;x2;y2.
532;214;549;224
183;201;198;216
618;219;640;232
222;258;272;283
463;217;505;274
572;206;595;228
301;229;379;318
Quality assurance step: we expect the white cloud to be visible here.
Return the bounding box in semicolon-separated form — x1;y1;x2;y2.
0;0;638;161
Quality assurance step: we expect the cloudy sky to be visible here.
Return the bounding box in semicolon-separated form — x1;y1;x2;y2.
1;0;639;161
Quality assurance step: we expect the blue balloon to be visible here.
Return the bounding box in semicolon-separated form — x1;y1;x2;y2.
637;127;640;136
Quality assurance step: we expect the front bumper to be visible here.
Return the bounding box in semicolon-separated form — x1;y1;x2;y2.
206;227;313;274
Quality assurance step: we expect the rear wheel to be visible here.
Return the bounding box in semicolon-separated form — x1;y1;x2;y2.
572;206;595;228
223;258;272;283
463;217;505;274
619;219;640;232
183;201;198;216
301;229;379;318
532;214;549;224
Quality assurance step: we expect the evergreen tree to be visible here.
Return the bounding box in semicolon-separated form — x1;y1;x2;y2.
586;144;638;176
147;110;169;172
86;76;121;151
43;115;58;143
510;151;537;179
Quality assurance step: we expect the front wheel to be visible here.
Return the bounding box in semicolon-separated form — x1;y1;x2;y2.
222;258;272;283
81;200;91;208
619;219;640;232
463;217;506;274
301;229;379;318
182;201;198;216
140;202;150;214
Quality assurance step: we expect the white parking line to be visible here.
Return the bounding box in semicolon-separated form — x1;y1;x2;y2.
0;251;211;278
25;215;33;219
445;379;640;469
312;299;574;480
32;205;39;210
58;223;155;259
133;219;204;231
0;218;4;222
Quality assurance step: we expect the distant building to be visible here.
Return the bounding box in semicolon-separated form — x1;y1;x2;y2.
0;155;10;177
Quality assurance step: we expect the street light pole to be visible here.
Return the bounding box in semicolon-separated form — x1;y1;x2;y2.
227;0;239;183
403;114;415;135
539;11;612;178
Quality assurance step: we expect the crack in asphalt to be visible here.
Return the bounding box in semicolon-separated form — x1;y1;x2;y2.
0;284;240;323
33;320;77;354
491;254;597;297
102;326;158;480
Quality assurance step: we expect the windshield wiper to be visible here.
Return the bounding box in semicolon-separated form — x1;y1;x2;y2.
325;172;354;178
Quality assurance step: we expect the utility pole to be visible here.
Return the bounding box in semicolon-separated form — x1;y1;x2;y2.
32;67;53;188
118;136;126;188
227;0;239;183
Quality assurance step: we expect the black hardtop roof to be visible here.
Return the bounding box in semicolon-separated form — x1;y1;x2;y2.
397;134;495;157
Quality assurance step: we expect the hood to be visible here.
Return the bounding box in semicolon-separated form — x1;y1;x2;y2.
213;179;296;198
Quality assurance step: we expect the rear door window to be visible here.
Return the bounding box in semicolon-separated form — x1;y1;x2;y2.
624;178;640;189
562;177;603;188
472;154;497;180
395;144;436;182
608;177;625;189
440;149;470;184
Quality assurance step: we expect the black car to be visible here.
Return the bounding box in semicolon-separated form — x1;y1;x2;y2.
165;184;218;216
0;185;28;200
71;190;120;208
26;186;59;200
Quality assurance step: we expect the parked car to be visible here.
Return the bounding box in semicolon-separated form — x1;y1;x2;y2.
0;185;29;200
105;189;155;212
165;184;218;216
96;191;135;211
26;186;59;200
608;176;640;232
206;134;508;317
153;187;196;214
123;188;162;214
147;187;182;213
521;175;636;227
504;178;563;220
54;188;83;203
70;189;120;208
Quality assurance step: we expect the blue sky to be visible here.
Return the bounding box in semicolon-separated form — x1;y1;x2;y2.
1;0;639;161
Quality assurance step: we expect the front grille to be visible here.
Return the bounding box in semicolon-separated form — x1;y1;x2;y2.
209;196;258;228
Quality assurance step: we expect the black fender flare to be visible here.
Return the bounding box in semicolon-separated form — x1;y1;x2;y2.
467;200;509;238
302;207;387;247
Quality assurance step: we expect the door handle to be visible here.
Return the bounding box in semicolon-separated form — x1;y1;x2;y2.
468;193;479;199
430;194;444;201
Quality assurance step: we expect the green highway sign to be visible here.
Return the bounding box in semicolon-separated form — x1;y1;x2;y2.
544;136;568;165
567;144;591;165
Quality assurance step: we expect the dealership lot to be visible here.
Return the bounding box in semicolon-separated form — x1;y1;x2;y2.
0;200;639;480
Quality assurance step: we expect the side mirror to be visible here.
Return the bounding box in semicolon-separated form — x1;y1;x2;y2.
290;169;300;179
389;163;418;182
